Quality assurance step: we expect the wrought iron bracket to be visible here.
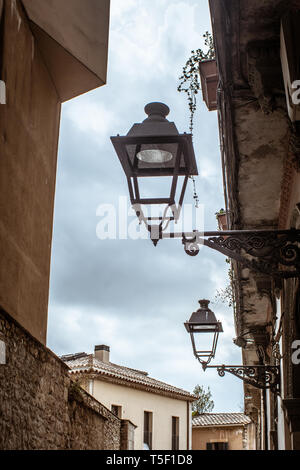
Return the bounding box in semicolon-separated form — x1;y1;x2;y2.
155;229;300;279
203;364;280;394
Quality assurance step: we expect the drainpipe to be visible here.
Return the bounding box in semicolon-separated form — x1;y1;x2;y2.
187;401;190;450
263;388;268;450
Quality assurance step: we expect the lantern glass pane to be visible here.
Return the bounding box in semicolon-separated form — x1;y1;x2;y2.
137;176;173;201
192;331;217;359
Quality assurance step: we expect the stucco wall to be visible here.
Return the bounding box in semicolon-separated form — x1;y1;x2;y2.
0;0;61;343
0;308;121;450
88;377;190;450
192;425;247;450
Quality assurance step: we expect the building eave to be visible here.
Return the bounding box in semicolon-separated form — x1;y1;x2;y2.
69;368;196;403
22;0;110;102
192;423;248;429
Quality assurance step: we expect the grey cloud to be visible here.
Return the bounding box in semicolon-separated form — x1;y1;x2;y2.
47;0;244;412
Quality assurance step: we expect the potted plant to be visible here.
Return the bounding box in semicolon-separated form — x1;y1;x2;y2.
178;32;216;133
215;208;228;231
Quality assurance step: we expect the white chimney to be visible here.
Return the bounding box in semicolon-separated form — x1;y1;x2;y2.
94;345;110;363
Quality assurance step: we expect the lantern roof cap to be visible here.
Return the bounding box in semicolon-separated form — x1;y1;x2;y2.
185;299;223;331
144;102;170;121
198;299;210;309
126;102;179;137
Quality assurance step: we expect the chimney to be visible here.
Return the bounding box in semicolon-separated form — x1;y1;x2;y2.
94;345;110;363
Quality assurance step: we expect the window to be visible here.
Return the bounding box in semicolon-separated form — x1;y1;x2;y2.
111;405;122;418
206;442;228;450
172;417;179;450
144;411;153;450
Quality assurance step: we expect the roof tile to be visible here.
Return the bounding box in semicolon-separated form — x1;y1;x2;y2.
62;353;195;401
192;413;251;427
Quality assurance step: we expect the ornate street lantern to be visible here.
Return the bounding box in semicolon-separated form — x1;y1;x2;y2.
111;102;300;276
111;102;198;239
184;299;280;392
184;299;223;368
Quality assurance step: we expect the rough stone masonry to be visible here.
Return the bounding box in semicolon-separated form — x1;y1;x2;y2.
0;308;121;450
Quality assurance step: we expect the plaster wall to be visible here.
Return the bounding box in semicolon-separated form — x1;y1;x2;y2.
235;106;286;228
0;0;61;343
91;378;190;450
22;0;110;86
192;425;247;450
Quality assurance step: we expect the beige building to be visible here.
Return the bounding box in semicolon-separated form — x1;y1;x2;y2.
0;0;110;345
62;345;195;450
0;0;121;450
192;413;256;450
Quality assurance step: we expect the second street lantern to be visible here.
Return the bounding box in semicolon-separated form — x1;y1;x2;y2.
184;299;223;368
110;102;198;234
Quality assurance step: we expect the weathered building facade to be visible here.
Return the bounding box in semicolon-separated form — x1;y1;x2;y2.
208;0;300;451
192;413;256;450
0;0;119;450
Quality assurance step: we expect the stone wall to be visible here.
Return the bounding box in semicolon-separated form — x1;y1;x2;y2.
0;308;121;450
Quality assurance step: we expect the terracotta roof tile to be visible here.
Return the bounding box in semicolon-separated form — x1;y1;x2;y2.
62;353;195;401
192;413;252;427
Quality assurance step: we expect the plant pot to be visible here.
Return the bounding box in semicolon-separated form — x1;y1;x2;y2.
216;212;228;231
199;59;218;111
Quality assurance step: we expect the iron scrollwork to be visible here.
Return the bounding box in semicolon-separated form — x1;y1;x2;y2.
215;364;280;394
180;229;300;279
182;235;200;256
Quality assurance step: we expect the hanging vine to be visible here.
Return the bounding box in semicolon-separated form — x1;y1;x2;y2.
177;31;215;134
214;261;235;309
177;32;215;209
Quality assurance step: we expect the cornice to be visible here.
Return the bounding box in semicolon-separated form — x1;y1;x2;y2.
70;369;195;403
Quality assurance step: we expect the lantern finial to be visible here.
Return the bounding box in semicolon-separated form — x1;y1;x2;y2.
199;299;210;309
144;102;170;121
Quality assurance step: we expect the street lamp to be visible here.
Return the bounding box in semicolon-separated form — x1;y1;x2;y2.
184;299;223;368
185;299;280;394
110;102;198;241
111;102;300;279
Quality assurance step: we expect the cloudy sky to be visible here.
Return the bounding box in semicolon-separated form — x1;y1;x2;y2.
47;0;244;412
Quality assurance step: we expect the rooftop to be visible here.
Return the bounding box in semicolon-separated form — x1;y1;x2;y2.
192;413;252;427
61;352;195;402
